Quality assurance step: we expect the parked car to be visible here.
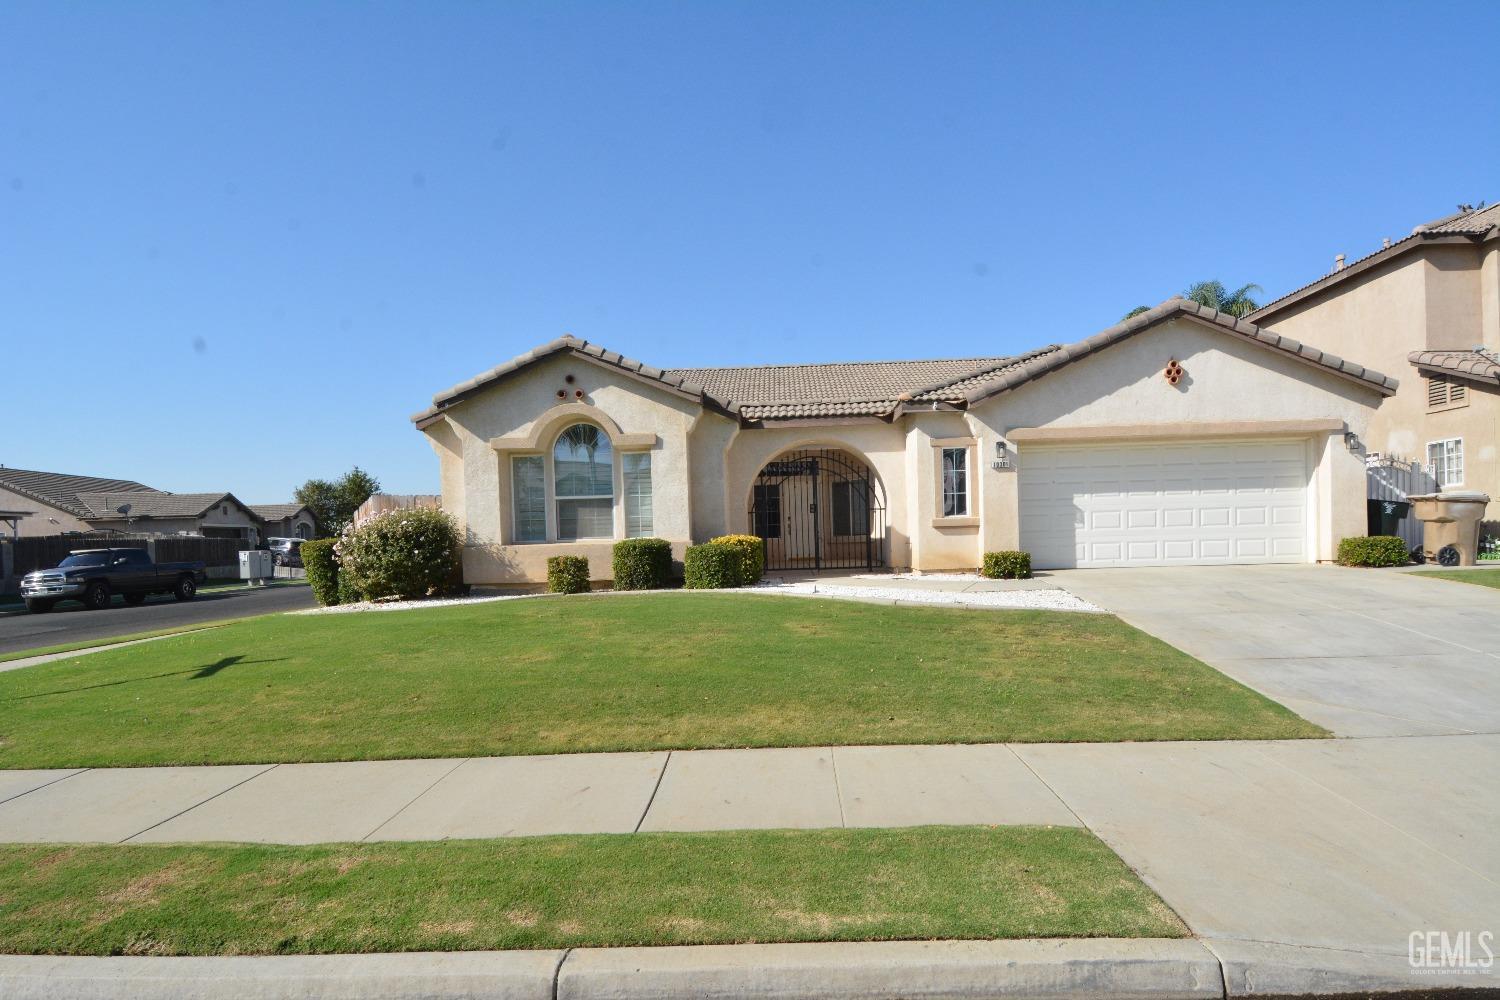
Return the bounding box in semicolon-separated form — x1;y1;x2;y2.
266;537;304;568
20;548;207;613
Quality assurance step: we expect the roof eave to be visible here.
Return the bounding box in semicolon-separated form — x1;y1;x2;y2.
1250;232;1482;322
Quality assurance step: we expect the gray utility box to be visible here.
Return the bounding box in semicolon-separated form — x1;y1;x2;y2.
1408;491;1491;567
238;549;274;582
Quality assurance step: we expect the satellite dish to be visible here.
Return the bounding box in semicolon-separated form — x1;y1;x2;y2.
116;504;132;516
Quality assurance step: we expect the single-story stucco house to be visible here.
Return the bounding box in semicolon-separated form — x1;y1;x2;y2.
412;298;1398;584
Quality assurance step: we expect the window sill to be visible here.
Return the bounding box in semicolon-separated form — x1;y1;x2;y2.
931;516;979;529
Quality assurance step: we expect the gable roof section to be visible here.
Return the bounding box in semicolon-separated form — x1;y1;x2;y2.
664;346;1063;421
416;300;1394;429
1251;202;1499;322
76;491;247;520
412;335;723;428
1409;349;1500;387
959;298;1398;406
250;503;313;521
0;467;158;519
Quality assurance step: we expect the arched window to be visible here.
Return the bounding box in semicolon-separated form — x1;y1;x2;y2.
553;423;614;539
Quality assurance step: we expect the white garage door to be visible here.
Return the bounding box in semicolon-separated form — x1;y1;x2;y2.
1020;439;1310;568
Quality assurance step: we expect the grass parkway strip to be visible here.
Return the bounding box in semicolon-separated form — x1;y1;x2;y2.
0;592;1323;768
0;593;1321;769
0;826;1184;955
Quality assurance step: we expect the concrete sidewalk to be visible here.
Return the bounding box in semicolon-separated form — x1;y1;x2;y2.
2;735;1496;963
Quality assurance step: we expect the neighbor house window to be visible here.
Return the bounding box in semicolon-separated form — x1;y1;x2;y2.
831;480;869;536
623;452;653;537
1428;438;1464;487
511;455;547;542
554;423;614;539
941;447;968;517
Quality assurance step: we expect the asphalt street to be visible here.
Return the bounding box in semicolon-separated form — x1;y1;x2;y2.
0;584;316;656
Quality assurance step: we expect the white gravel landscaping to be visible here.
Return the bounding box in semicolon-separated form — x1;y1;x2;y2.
293;580;1103;615
755;580;1104;612
291;593;536;615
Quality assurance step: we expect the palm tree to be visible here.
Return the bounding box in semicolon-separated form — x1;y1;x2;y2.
1183;280;1263;318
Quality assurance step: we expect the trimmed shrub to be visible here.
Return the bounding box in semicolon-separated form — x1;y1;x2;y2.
684;542;740;589
301;539;341;606
612;538;672;591
1337;535;1409;568
709;534;765;586
982;550;1032;580
337;570;364;606
337;506;463;601
547;555;592;594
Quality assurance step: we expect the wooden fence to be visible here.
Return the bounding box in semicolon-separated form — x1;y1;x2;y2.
1366;454;1437;549
4;534;246;580
353;494;443;526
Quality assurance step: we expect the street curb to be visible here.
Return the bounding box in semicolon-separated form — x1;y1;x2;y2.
0;938;1494;999
558;938;1222;999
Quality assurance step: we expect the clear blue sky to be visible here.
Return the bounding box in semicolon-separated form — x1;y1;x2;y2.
4;1;1497;502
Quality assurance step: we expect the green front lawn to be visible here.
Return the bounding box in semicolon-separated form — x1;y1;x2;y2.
1415;568;1500;590
0;826;1184;955
0;593;1322;768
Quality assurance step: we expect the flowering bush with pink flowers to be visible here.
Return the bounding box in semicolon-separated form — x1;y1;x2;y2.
335;506;463;601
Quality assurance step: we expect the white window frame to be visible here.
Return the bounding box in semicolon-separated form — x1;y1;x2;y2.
510;454;548;543
1427;438;1464;487
940;446;969;518
553;424;616;541
622;451;654;538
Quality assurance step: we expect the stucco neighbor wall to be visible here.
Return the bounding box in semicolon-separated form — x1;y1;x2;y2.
1259;242;1500;509
0;486;92;536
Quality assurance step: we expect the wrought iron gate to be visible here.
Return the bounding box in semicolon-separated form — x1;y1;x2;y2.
749;449;887;571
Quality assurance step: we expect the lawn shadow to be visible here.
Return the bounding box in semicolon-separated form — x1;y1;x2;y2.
5;656;288;701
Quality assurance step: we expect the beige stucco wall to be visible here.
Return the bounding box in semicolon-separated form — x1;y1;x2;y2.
961;317;1385;565
425;318;1389;582
0;486;92;536
1261;242;1500;509
424;353;702;584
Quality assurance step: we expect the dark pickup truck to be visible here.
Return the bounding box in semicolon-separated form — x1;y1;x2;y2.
20;548;207;613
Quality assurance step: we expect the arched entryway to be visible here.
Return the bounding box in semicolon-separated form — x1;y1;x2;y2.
749;447;887;571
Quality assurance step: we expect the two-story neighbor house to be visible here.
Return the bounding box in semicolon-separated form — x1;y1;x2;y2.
414;298;1397;583
1250;203;1500;515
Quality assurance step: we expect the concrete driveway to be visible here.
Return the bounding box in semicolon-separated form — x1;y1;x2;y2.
1052;564;1500;737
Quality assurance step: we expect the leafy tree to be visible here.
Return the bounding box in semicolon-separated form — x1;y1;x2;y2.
295;467;381;537
1182;280;1263;318
1121;305;1151;321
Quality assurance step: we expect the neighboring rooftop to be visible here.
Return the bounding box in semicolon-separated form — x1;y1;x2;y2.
414;298;1397;428
75;491;240;520
1252;201;1499;320
250;503;310;520
0;467;158;519
1409;349;1500;386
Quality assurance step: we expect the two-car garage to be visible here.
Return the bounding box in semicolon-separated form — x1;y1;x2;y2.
1018;438;1311;569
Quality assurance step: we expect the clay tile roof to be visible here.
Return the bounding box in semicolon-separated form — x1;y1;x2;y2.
0;467;159;519
663;352;1062;419
414;299;1397;428
1409;349;1500;384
